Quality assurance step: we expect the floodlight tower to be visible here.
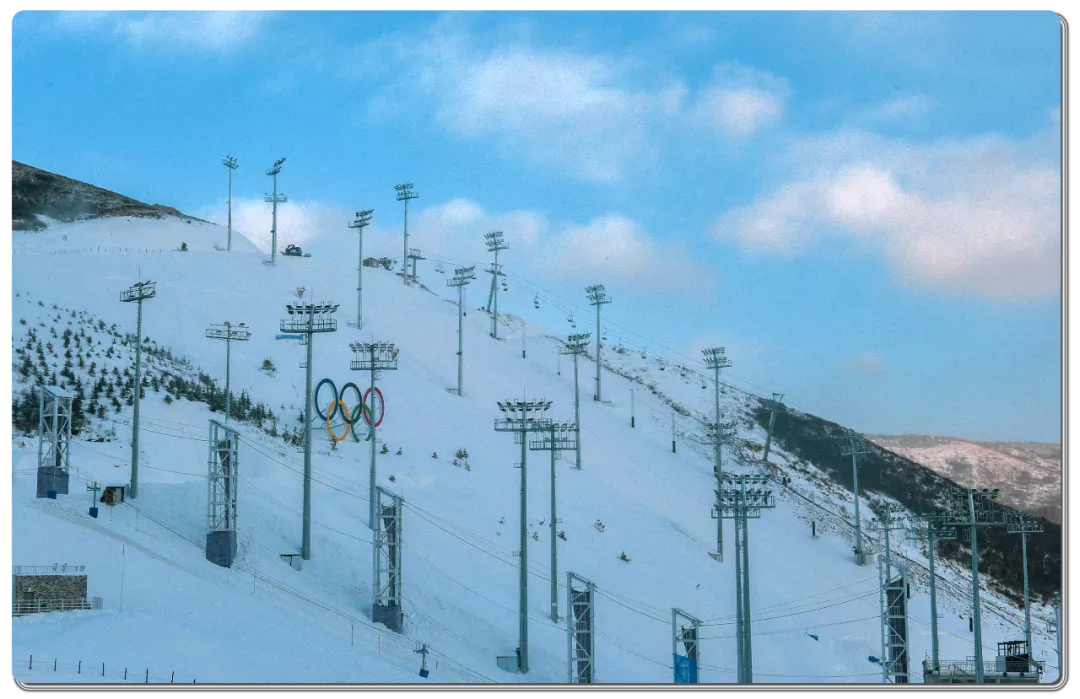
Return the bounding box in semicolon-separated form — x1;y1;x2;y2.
1006;512;1045;659
280;299;338;560
222;155;238;251
702;347;733;560
702;419;737;562
120;279;156;499
407;248;426;284
940;487;1007;683
560;333;591;470
528;420;578;622
395;183;418;286
906;512;957;675
715;474;776;683
762;393;785;464
350;341;399;528
347;209;374;329
585;285;611;401
265;157;287;266
494;399;554;675
446;266;476;396
841;435;872;565
205;321;252;424
484;231;508;339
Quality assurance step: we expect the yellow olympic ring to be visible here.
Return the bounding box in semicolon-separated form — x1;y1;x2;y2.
325;399;351;443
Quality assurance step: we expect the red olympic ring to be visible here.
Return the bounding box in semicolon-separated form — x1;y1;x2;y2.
363;387;385;427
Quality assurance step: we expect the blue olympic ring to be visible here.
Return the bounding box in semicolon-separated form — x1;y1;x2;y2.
314;379;365;425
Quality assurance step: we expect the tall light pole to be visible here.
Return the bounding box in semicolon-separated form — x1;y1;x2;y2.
395;183;418;286
841;435;872;565
350;342;399;528
446;266;476;396
347;209;374;329
906;512;957;676
1006;512;1045;661
561;333;591;470
119;279;156;499
265;157;287;266
222;155;238;251
484;231;508;339
585;285;611;401
205;322;252;423
528;421;577;622
494;399;554;675
702;347;733;562
703;419;736;562
940;487;1006;683
280;300;338;560
762;393;784;464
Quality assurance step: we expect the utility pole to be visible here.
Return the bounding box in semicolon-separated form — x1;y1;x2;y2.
205;322;251;424
484;231;508;339
528;421;577;622
280;299;338;559
120;279;156;499
350;342;399;528
446;266;476;396
672;608;701;683
703;419;737;562
222;155;238;251
561;333;590;470
762;393;784;464
585;285;611;401
940;487;1006;683
840;435;872;565
264;157;287;266
1006;512;1045;661
715;474;776;683
494;399;554;675
407;248;425;285
347;209;374;329
906;512;957;676
395;183;418;286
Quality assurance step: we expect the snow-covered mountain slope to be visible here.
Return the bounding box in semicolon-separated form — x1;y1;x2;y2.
11;216;1060;684
866;435;1061;525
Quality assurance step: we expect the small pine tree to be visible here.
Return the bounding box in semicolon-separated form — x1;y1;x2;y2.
381;443;389;454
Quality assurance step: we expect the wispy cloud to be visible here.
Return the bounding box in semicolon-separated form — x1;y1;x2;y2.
713;116;1061;300
48;11;271;55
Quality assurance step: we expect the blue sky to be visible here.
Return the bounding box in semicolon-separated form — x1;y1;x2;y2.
11;11;1063;442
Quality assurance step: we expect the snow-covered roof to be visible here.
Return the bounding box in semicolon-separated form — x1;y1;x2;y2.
41;385;74;399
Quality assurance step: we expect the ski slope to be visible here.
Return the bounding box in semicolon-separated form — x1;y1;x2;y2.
11;217;1058;684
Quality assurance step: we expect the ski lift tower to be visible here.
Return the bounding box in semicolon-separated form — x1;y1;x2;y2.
702;419;737;562
841;435;874;566
585;285;611;402
120;279;155;499
204;321;252;424
1005;512;1045;663
446;266;476;396
36;385;72;498
407;248;425;285
395;183;418;286
528;420;578;622
264;157;287;266
484;231;508;339
560;333;591;471
906;512;957;677
350;341;399;529
672;608;702;683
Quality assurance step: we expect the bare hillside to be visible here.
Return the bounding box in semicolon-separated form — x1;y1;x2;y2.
866;434;1061;524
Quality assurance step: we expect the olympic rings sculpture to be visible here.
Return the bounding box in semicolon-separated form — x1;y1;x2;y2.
314;379;386;444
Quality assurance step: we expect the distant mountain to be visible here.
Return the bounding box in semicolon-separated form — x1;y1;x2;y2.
866;434;1061;524
12;161;206;231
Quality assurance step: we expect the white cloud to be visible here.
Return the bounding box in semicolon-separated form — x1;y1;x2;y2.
713;122;1061;300
863;95;933;123
844;351;890;378
691;64;788;139
544;214;712;293
194;198;352;255
50;11;270;54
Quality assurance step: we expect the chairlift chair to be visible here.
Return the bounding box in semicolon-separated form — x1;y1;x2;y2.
533;294;540;310
435;263;445;274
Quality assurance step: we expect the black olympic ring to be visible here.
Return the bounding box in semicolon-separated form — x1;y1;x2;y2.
314;379;365;425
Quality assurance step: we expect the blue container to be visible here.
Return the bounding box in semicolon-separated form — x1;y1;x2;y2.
419;669;429;679
89;507;99;518
46;489;57;499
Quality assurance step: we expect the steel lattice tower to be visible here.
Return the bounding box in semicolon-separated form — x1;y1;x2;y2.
446;266;476;396
36;385;72;498
672;608;701;683
206;419;239;567
840;435;872;565
372;486;404;632
567;571;595;683
868;505;910;683
120;279;155;499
